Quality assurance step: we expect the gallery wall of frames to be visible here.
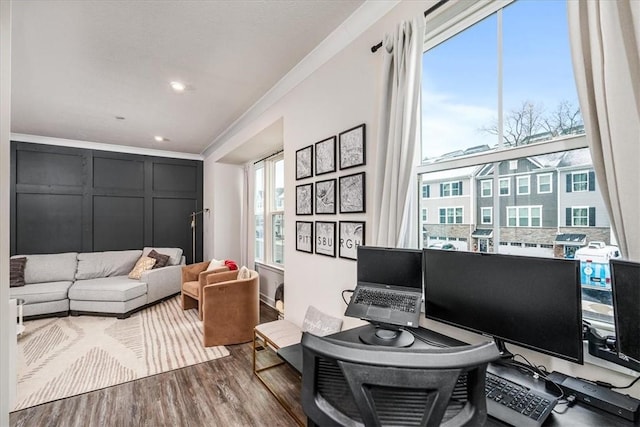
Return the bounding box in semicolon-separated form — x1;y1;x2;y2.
295;123;366;260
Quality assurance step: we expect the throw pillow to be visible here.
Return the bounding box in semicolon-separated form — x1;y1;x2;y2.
147;249;170;269
302;305;343;337
206;258;225;271
128;256;156;280
237;266;251;279
224;260;238;271
10;257;27;287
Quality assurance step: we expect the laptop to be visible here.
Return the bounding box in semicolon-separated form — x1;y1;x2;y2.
344;246;423;328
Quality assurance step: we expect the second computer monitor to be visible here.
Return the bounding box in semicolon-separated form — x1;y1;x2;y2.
611;259;640;367
424;249;583;364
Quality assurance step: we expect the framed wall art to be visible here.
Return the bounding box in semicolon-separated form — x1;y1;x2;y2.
339;123;366;170
339;172;365;213
339;221;365;260
315;178;336;215
296;221;313;253
296;183;313;215
315;136;336;175
315;221;336;258
296;145;313;180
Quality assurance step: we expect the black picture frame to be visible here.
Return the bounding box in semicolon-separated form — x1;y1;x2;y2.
339;221;365;260
296;183;313;215
315;136;336;175
296;145;313;180
296;221;314;254
339;172;366;213
315;178;336;215
315;221;336;258
339;123;366;170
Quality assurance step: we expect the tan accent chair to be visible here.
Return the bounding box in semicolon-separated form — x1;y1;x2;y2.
181;261;230;320
202;269;259;347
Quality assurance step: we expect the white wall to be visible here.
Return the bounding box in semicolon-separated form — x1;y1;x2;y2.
202;0;640;399
202;159;243;263
1;0;11;423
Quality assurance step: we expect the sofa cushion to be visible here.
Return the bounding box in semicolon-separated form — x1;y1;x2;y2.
142;247;183;266
12;252;78;284
128;256;156;279
10;257;27;287
69;276;147;302
147;250;170;269
76;250;142;280
10;281;73;304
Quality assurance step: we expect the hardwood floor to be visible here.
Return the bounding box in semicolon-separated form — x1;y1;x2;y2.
10;303;302;427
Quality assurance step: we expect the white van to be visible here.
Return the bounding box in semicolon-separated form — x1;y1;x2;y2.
574;241;621;289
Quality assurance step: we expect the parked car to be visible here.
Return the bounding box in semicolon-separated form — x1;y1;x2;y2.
428;242;457;251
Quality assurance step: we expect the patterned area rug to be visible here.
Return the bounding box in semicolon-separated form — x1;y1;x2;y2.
12;295;229;411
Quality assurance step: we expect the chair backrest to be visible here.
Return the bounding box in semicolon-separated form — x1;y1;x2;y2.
301;332;500;427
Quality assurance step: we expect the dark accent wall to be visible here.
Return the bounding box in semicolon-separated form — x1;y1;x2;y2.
11;142;203;264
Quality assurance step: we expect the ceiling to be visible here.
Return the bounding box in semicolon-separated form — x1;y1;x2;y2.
10;0;365;157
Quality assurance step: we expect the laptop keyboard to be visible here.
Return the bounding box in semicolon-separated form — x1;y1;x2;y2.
354;288;418;313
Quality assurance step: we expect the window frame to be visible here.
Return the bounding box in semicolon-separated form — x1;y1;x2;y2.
516;175;530;195
571;206;589;227
571;171;589;192
439;206;464;224
499;178;510;196
537;173;553;194
254;153;285;267
481;206;493;224
481;179;492;197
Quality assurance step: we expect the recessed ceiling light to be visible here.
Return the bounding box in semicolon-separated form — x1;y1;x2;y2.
169;81;186;92
154;136;169;142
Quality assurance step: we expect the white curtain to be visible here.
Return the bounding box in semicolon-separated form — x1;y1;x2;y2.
372;16;425;248
568;0;640;261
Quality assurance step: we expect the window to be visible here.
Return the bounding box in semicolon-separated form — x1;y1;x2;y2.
481;180;492;197
439;207;463;224
568;206;596;227
422;208;428;222
254;154;284;266
418;0;614;323
440;181;463;197
499;178;510;196
481;207;492;224
422;184;431;198
571;207;588;226
507;205;541;227
537;173;552;194
516;175;530;195
567;171;595;192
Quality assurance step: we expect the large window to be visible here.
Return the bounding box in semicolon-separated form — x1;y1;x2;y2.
418;0;615;325
254;154;284;266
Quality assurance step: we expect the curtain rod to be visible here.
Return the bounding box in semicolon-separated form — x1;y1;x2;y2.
254;149;283;165
370;0;449;53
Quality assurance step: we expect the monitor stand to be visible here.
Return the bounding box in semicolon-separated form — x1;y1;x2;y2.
359;323;415;347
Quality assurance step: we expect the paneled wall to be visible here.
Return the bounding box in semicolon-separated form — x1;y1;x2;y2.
10;142;203;263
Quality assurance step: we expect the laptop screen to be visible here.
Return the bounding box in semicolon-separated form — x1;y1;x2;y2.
357;246;423;290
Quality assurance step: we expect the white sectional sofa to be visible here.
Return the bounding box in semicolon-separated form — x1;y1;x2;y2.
10;247;185;319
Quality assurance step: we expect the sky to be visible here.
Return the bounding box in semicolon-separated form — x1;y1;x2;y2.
421;0;579;159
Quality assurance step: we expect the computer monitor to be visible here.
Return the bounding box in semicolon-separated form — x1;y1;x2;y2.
346;246;423;347
424;249;583;364
611;259;640;368
357;246;423;291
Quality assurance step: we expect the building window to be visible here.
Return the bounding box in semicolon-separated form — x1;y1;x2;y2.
537;173;552;194
499;178;510;196
481;207;492;224
568;206;595;227
422;208;428;222
422;184;430;198
440;181;463;197
481;179;492;197
516;175;530;195
509;160;518;170
567;171;595;192
439;207;463;224
254;154;284;266
507;205;542;227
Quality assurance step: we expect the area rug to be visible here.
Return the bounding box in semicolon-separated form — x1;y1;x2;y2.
12;295;229;411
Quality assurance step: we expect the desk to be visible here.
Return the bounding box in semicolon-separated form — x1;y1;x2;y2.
277;325;639;427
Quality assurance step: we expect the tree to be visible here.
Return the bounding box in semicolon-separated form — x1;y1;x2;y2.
480;100;583;146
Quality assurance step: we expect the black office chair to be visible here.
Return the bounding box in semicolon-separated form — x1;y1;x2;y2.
300;332;500;427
